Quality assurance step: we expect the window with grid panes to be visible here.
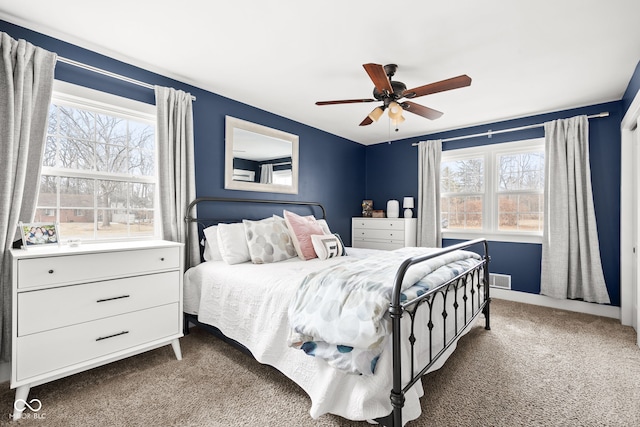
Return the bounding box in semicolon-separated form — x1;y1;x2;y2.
35;82;158;242
440;138;544;243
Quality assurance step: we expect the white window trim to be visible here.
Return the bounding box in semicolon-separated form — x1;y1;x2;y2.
52;80;156;119
441;138;544;244
45;80;160;242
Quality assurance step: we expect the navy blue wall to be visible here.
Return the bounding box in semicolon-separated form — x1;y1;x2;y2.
365;102;623;306
0;20;365;241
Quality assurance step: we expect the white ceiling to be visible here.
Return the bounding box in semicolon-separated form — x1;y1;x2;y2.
1;1;640;145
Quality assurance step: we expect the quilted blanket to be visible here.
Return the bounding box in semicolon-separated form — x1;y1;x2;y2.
287;247;481;375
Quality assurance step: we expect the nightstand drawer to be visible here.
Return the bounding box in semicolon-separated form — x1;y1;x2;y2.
352;219;406;230
16;303;180;381
18;271;180;336
16;247;179;289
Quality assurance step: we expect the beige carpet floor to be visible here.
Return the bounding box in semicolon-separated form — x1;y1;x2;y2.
1;299;639;426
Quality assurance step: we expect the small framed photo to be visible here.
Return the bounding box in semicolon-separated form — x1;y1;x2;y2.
362;199;374;217
18;222;60;248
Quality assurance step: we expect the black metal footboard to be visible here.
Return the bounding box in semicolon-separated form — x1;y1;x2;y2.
379;238;490;427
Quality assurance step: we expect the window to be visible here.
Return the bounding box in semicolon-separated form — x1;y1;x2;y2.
272;169;293;185
440;138;544;242
441;156;484;230
35;81;158;242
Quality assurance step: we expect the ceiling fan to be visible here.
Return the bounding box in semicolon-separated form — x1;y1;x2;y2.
315;63;471;129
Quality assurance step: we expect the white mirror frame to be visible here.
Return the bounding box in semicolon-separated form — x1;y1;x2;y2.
224;116;299;194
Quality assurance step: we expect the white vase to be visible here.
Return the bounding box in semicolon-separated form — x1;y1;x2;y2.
387;200;400;219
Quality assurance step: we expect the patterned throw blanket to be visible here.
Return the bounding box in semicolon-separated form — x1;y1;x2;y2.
287;247;481;375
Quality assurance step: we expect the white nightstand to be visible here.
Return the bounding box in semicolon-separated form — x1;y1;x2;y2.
352;217;417;250
9;240;184;420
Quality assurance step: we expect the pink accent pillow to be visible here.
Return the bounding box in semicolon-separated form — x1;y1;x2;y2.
283;210;325;260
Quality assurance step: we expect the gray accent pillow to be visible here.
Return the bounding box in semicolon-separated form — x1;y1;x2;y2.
243;216;297;264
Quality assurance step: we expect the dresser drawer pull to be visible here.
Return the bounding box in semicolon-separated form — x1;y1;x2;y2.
96;331;129;341
161;257;165;261
96;295;130;303
48;270;54;274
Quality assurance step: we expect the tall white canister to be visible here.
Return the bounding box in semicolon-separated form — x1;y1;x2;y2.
386;199;400;218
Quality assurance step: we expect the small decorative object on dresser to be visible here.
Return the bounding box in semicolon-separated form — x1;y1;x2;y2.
361;199;373;217
352;217;417;250
386;199;400;219
9;240;184;420
18;222;59;248
403;197;414;218
372;210;385;218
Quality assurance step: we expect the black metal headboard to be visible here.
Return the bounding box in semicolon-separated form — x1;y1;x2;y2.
184;197;326;269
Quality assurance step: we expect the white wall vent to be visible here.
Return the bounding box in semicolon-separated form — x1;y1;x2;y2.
489;273;511;290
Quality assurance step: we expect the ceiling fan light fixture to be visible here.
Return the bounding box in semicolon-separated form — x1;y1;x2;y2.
388;101;404;120
368;106;384;122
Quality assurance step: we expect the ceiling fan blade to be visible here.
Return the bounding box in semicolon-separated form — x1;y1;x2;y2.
359;116;374;126
402;101;444;120
316;98;376;106
363;63;393;94
403;74;472;99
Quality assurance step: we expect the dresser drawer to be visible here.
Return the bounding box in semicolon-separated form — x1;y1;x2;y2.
352;228;405;241
15;303;180;381
16;246;179;289
352;219;406;230
17;271;180;336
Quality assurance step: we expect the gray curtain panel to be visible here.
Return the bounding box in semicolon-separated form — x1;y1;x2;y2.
417;140;442;248
154;86;198;268
0;33;57;362
540;115;610;304
260;163;273;184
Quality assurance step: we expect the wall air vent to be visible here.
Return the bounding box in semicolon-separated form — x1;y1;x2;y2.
489;273;511;290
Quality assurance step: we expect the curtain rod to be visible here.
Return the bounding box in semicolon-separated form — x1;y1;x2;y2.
411;112;609;146
57;56;196;101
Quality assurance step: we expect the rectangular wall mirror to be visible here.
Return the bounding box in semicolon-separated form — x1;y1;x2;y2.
224;116;299;194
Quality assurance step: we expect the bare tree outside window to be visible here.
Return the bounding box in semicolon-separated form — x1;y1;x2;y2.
36;101;156;241
441;158;484;230
497;152;544;231
440;140;544;236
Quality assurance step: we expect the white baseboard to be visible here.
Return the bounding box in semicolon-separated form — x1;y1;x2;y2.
490;288;621;320
0;361;9;383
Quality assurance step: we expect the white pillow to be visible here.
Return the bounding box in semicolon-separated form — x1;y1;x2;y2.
202;225;223;261
217;223;251;264
311;234;345;260
316;218;332;235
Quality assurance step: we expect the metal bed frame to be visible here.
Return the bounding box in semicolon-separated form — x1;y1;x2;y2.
183;197;491;426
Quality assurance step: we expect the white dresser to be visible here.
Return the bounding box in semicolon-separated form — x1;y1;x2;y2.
10;240;184;420
352;217;417;250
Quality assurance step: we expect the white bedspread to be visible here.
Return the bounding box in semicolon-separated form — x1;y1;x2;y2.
183;248;482;424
